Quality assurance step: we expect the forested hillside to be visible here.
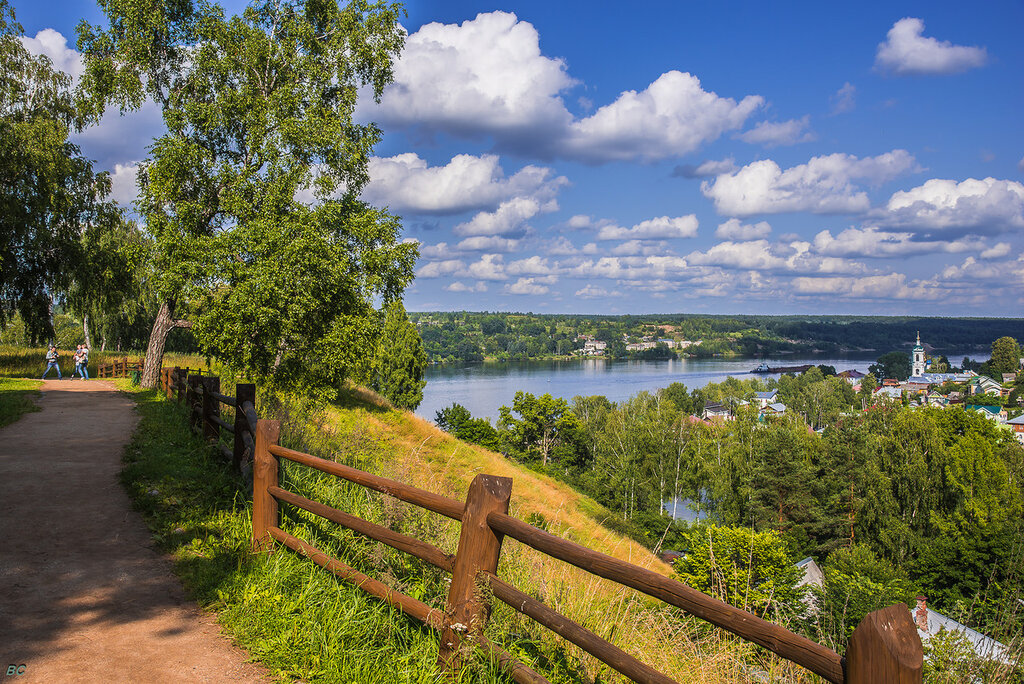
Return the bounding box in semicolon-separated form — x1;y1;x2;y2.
435;366;1024;664
410;311;1024;362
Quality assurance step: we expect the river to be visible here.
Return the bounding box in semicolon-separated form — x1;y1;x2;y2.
416;353;879;422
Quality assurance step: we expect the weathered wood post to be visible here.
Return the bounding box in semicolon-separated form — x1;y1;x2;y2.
186;374;201;432
439;474;513;675
233;383;256;471
174;368;185;403
252;419;281;553
846;603;923;684
202;376;220;440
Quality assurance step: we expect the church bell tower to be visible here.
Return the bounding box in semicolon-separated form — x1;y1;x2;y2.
912;332;925;377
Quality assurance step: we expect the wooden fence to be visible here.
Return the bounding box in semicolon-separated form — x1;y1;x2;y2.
96;357;144;378
163;370;924;684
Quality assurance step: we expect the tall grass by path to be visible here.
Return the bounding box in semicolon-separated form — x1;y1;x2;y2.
0;377;42;427
0;345;214;379
116;381;519;683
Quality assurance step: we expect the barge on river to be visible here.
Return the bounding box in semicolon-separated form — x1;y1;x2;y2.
751;362;813;374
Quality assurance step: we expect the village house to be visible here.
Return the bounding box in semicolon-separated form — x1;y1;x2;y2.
837;369;866;384
968;375;1004;397
760;402;786;417
701;401;732;422
913;596;1014;666
965;404;1008;423
1007;414;1024;444
753;389;778;409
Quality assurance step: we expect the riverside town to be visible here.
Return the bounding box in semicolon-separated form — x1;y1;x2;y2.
2;0;1022;682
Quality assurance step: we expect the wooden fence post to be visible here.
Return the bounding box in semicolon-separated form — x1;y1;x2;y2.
439;474;513;674
202;376;220;440
234;383;256;471
174;368;184;402
846;604;923;684
186;375;201;432
252;419;281;553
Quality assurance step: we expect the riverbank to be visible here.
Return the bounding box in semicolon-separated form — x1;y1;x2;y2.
417;354;879;422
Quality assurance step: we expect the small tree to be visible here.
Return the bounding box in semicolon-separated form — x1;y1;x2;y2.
869;350;912;381
673;524;802;618
990;337;1021;376
373;300;427;410
498;391;585;468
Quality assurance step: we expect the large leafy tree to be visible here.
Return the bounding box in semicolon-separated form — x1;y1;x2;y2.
77;0;415;393
0;1;114;341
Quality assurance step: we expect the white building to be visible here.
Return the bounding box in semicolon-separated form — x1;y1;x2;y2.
912;332;926;377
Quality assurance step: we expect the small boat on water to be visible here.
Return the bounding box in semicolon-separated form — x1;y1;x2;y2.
750;363;813;374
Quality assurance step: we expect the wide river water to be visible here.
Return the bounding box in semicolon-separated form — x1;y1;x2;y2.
416;353;879;422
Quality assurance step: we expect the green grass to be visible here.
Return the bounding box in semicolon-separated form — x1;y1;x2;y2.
117;383;529;683
0;377;41;427
0;345;212;380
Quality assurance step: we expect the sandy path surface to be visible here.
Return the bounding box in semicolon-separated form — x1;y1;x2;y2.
0;380;272;683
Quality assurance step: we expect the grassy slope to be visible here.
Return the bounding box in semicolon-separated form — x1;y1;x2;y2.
318;388;816;683
0;377;41;427
111;374;817;683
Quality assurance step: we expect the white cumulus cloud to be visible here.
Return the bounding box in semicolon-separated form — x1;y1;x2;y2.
597;215;698;240
812;227;985;257
561;71;763;163
701;150;918;217
736;116;815;147
506;276;555;295
875;18;988;76
878;177;1024;235
715;219;772;240
363;153;566;216
454;197;548;237
365;14;763;163
672;157;738;179
368;12;574;139
20;29;84;81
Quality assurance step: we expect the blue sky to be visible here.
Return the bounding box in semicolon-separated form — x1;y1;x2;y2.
14;1;1024;315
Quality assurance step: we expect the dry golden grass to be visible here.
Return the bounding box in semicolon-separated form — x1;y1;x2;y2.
319;397;825;683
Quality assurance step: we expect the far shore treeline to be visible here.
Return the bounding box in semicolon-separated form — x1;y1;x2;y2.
409;311;1024;363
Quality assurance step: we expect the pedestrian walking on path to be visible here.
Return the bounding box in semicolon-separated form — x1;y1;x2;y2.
0;380;270;683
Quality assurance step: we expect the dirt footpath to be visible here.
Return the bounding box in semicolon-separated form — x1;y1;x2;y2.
0;380;272;683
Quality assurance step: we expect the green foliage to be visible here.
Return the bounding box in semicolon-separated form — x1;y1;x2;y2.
78;0;415;394
673;524;803;618
0;1;118;340
869;350;912;381
498;391;586;468
410;311;1024;364
814;545;915;647
921;627;1010;683
117;385;529;683
990;336;1021;376
372;301;427;410
434;402;500;451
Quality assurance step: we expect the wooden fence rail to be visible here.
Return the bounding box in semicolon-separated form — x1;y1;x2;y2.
160;370;924;684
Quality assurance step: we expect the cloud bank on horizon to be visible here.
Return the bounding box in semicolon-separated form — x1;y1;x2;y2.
15;1;1024;316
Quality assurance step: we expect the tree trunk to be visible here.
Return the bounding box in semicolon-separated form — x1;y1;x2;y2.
82;314;92;349
140;298;191;389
